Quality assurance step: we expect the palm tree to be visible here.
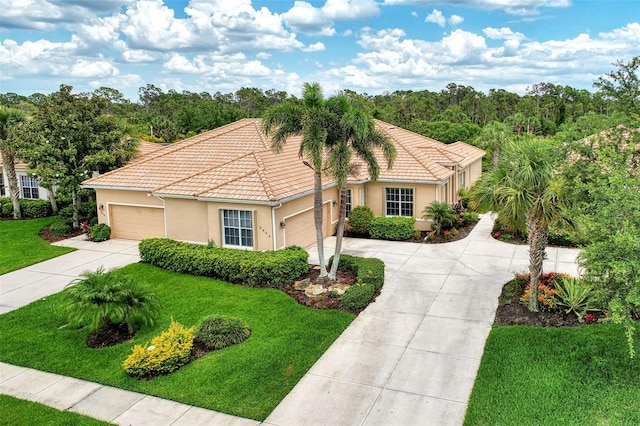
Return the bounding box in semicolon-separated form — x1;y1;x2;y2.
0;106;26;219
474;121;510;169
325;95;396;280
262;83;336;277
422;201;456;235
472;137;565;312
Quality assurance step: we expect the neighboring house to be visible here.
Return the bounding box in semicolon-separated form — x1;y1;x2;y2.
0;141;165;202
83;118;485;249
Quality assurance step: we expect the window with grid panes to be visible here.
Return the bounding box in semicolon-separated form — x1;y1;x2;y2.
222;209;253;248
385;187;413;217
20;175;39;199
345;188;352;217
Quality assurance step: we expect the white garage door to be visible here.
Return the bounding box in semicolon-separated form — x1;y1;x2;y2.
285;204;330;248
109;205;165;240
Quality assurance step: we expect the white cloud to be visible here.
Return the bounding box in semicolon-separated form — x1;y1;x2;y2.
322;0;380;20
121;49;158;63
383;0;571;16
70;59;119;78
449;14;464;26
425;9;445;27
483;27;526;41
256;52;272;60
411;11;418;17
302;42;327;52
283;0;380;35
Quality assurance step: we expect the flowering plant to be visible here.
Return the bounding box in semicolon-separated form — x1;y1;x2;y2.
80;220;91;234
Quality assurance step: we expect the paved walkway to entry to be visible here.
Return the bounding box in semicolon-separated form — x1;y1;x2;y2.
0;215;581;425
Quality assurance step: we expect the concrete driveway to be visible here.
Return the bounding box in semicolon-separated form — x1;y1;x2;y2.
265;214;581;426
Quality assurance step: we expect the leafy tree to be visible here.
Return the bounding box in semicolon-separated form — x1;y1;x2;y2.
325;94;396;280
594;56;640;117
562;126;640;356
262;82;335;278
64;267;160;334
19;85;137;228
472;138;565;312
474;121;511;169
0;106;26;219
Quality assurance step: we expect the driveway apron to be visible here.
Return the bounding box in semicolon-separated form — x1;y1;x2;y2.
265;214;581;426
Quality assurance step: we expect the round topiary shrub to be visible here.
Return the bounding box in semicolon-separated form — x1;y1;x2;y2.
49;220;72;237
195;315;250;350
91;223;111;242
341;283;375;310
348;206;374;235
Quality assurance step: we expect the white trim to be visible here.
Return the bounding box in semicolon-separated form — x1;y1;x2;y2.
271;203;283;251
384;186;415;217
220;208;255;250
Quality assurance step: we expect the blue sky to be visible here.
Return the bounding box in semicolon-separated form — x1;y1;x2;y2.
1;0;638;101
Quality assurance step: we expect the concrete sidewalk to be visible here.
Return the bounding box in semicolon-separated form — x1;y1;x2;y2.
0;217;581;426
265;214;581;426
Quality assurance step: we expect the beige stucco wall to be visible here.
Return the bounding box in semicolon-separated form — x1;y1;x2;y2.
468;159;483;187
164;198;208;243
206;201;273;250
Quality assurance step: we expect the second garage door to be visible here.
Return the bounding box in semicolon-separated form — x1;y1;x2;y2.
109;205;165;240
285;204;330;248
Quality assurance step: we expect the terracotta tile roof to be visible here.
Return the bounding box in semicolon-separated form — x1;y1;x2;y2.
83;118;485;203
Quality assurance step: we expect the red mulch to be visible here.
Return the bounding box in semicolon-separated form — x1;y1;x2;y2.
39;227;85;243
86;322;135;348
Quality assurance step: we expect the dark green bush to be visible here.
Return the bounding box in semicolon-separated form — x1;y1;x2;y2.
0;197;12;217
347;206;375;234
195;315;250;350
330;254;385;290
369;216;415;240
49;220;72;237
341;283;375;310
19;199;52;218
139;239;310;288
58;201;98;226
90;223;111;242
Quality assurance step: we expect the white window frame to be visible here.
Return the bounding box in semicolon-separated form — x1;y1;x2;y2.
0;172;5;196
345;188;352;217
459;170;466;189
221;209;254;249
20;175;39;199
385;187;414;217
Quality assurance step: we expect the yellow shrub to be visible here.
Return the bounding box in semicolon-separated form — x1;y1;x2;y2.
122;320;194;378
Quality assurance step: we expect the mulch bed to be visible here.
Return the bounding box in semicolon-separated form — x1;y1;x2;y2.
39;227;84;243
281;267;364;311
86;322;135;348
344;219;478;244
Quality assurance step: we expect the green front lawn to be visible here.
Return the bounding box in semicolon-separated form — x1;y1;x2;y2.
464;325;640;425
0;394;112;426
0;263;354;420
0;217;75;274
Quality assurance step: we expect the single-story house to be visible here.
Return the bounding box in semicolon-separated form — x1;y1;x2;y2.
0;141;165;201
82;118;485;249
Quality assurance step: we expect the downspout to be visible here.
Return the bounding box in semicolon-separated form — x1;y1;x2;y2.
271;203;283;250
148;192;167;237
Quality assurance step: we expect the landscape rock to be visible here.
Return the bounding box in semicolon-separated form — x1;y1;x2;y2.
304;284;327;297
328;283;350;295
294;278;311;290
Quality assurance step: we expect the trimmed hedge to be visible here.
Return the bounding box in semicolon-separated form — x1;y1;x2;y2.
347;206;374;235
90;223;111;242
139;238;310;288
0;197;52;218
369;216;415;241
341;283;375;310
330;254;385;290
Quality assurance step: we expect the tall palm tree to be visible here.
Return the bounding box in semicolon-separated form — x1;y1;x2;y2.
472;137;565;312
262;83;336;277
325;95;396;280
0;106;26;219
474;121;510;169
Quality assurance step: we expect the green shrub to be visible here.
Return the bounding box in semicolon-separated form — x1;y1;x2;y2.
58;202;98;226
49;220;71;237
139;239;310;288
347;206;374;234
330;254;385;290
64;267;161;334
0;197;13;217
422;201;456;234
19;199;52;218
90;223;111;242
369;216;415;240
461;211;479;225
195;315;250;350
122;320;193;378
341;283;375;310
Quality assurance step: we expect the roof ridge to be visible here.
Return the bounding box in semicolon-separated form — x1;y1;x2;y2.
432;146;465;163
377;121;443;176
253;151;276;200
85;119;257;184
152;150;256;193
194;167;260;197
251;118;271;151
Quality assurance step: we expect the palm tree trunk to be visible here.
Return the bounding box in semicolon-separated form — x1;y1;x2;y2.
1;148;22;219
313;170;328;277
47;185;58;214
329;186;347;280
526;213;548;312
492;147;500;169
72;189;80;229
